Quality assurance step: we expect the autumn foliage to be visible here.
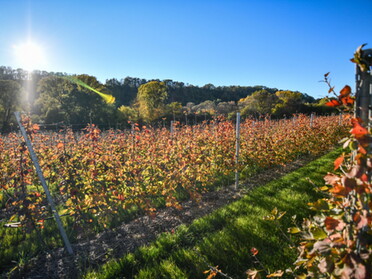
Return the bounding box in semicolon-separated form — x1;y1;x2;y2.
287;70;372;278
0;114;347;235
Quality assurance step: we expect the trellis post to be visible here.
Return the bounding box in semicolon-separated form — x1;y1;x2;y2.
235;112;241;190
14;112;73;255
354;46;372;128
310;113;315;128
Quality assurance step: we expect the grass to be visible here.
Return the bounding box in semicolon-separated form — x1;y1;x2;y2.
82;148;341;279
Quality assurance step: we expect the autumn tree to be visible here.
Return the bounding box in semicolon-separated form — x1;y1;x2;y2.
137;81;168;123
272;90;304;116
239;89;279;117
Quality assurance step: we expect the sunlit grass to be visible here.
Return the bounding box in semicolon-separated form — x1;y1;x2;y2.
83;148;341;279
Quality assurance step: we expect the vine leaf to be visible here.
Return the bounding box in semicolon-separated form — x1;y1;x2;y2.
334;155;344;170
326;99;341;107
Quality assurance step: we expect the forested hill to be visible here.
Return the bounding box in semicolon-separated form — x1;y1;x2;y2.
0;66;315;106
1;66;333;132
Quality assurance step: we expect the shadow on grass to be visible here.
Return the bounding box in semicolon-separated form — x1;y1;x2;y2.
83;148;341;279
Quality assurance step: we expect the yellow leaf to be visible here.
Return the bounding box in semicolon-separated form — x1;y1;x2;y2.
267;270;284;277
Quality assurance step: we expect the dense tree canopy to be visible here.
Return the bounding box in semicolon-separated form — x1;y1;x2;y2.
0;80;22;132
137;81;168;123
0;65;331;130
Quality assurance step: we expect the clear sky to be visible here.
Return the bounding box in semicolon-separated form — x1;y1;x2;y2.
0;0;371;99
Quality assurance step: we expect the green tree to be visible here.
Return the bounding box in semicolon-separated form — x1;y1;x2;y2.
0;80;22;132
166;102;182;121
37;75;116;125
117;105;138;123
137;81;168;123
36;76;75;123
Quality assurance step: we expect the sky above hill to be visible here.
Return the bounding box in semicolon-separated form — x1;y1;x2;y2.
0;0;371;98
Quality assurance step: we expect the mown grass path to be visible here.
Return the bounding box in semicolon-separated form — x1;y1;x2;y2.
82;148;341;279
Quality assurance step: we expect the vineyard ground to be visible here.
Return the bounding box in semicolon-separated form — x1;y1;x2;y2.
8;148;342;279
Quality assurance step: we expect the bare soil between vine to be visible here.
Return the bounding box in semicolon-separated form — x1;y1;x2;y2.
8;154;320;279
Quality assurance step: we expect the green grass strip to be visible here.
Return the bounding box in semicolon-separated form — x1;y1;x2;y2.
83;148;341;279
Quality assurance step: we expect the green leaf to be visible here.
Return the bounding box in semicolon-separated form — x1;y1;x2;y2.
311;227;327;240
308;199;329;211
288;227;301;234
9;214;17;221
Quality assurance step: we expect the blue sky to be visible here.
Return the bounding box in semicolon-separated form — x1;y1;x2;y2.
0;0;371;99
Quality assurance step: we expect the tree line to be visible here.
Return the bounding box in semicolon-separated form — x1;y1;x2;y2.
0;66;336;132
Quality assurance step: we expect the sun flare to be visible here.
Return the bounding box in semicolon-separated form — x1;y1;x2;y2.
13;41;47;71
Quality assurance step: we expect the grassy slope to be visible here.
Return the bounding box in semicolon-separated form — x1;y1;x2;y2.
83;148;341;279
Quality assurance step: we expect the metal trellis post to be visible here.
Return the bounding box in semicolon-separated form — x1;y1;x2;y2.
235;112;241;190
355;47;372;128
14;112;73;255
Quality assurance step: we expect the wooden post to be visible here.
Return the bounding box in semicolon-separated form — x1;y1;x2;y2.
14;112;73;255
235;112;241;190
310;113;314;128
354;47;372;128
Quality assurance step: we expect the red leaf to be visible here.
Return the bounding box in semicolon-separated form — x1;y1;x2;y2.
339;85;351;97
251;247;259;256
334;155;344;170
325;99;341;107
324;217;340;231
360;173;368;182
342;177;357;190
351;117;363;125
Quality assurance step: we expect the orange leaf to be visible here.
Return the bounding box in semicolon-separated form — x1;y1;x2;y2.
32;124;40;130
339;85;351;97
325;99;341;107
358;146;367;154
340;96;354;106
57;142;64;149
334;155;344;170
329;183;348;196
351;123;368;138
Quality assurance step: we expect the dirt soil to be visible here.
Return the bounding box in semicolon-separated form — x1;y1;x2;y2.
8;155;318;279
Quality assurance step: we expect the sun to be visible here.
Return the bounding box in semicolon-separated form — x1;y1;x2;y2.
13;41;47;71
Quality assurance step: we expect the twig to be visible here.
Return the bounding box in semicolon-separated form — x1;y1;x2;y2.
193;247;234;279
